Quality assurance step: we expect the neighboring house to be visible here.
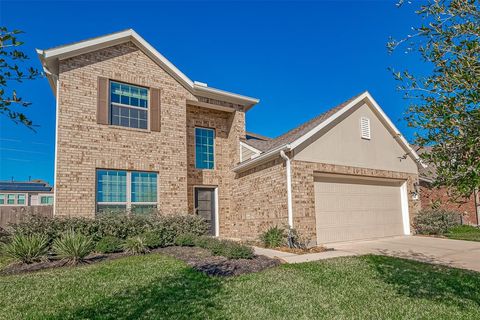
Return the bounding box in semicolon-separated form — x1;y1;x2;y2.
417;148;480;225
0;180;54;206
37;29;423;244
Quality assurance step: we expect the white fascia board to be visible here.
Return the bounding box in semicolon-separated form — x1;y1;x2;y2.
36;29;194;94
36;29;260;108
363;91;426;168
288;91;425;168
233;144;290;172
193;83;260;108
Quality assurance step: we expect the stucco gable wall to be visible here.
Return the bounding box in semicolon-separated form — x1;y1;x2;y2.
293;102;418;174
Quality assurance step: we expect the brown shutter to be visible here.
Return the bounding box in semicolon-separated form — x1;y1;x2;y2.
150;88;161;132
97;77;109;125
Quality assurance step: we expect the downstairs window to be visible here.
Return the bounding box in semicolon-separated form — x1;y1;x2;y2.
96;169;157;214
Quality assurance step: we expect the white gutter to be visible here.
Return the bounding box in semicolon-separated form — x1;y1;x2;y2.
279;150;293;228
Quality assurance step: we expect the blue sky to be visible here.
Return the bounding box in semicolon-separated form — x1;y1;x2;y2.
0;1;427;185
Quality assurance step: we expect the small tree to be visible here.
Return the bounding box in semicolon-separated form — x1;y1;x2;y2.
388;0;479;198
0;27;42;129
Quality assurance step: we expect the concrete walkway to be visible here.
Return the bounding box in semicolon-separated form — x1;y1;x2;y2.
254;236;480;272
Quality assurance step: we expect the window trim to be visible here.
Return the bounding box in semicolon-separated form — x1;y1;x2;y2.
194;127;216;170
96;169;158;214
109;80;150;131
39;194;54;205
0;193;27;206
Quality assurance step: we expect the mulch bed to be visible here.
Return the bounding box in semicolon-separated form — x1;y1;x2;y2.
155;246;282;276
0;247;281;277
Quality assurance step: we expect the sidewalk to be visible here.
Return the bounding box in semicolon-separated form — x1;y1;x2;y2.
253;246;356;264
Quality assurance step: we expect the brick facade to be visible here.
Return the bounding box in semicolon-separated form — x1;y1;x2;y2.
420;182;479;225
229;158;288;239
56;42;195;217
53;37;422;244
186;105;245;234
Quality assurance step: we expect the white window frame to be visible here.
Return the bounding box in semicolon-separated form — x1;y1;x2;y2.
194;127;216;170
360;116;371;140
38;194;54;206
109;80;150;131
96;170;158;213
0;193;27;206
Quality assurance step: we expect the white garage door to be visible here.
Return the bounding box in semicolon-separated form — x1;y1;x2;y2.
314;175;405;244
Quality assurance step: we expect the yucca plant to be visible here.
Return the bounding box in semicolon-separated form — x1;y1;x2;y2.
53;230;94;264
2;233;49;264
123;236;149;255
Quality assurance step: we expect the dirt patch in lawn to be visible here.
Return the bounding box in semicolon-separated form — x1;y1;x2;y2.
154;246;282;276
1;247;281;277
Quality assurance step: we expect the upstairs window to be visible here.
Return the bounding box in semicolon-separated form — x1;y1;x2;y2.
360;117;371;140
110;81;149;129
195;128;215;169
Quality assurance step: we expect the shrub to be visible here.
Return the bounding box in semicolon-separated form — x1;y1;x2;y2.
413;209;462;235
94;236;124;254
260;226;285;248
123;236;149;254
8;213;209;243
0;227;10;244
222;241;254;259
175;233;197;246
194;236;254;259
287;227;309;249
52;230;94;264
142;231;165;249
1;234;49;264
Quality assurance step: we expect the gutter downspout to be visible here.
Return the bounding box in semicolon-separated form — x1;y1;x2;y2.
280;149;293;228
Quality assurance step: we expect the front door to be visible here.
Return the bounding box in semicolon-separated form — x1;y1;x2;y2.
194;187;216;235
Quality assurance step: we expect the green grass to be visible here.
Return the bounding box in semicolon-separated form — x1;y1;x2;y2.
446;225;480;242
0;254;479;319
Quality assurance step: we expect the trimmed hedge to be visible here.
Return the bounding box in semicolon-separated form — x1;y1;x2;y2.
413;209;462;235
7;214;209;243
95;236;124;254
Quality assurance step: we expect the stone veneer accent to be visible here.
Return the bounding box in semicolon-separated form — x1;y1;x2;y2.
290;160;421;243
56;42;195;217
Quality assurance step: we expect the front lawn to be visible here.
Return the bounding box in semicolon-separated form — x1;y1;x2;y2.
1;254;479;319
445;225;480;242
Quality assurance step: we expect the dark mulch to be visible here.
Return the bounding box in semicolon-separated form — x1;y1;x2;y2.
1;247;281;277
0;252;130;276
154;246;282;276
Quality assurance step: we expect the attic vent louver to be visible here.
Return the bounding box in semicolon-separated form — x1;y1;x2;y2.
360;117;371;140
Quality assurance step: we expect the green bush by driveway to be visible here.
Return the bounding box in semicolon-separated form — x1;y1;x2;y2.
1;254;479;319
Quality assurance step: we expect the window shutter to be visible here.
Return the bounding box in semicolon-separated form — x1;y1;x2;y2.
360;117;371;140
97;77;109;125
150;88;161;132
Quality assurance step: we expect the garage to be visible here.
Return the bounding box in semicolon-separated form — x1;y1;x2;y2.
314;174;407;244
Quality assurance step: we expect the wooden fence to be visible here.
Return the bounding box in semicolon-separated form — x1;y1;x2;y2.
0;206;53;229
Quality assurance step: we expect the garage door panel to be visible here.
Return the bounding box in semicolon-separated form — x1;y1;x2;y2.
315;177;404;244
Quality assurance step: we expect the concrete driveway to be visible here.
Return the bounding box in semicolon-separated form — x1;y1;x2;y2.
330;236;480;272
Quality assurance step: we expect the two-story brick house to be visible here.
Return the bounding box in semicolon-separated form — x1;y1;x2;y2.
38;29;423;245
